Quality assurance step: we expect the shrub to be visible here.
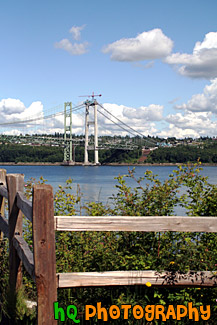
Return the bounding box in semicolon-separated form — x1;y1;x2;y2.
0;163;217;324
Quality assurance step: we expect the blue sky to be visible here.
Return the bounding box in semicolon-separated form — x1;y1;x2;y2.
0;0;217;138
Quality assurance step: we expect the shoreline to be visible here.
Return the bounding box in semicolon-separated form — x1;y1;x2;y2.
0;162;217;167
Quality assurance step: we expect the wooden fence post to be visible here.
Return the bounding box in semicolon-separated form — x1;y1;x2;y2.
6;173;24;294
32;184;57;325
0;169;6;241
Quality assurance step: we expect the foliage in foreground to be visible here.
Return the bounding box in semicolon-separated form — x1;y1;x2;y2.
0;163;217;324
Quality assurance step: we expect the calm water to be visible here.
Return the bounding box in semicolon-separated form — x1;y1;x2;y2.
1;165;216;214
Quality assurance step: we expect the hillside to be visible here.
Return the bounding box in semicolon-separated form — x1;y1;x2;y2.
146;143;217;164
0;141;217;164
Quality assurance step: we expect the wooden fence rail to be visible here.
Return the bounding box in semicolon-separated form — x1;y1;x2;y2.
0;168;217;325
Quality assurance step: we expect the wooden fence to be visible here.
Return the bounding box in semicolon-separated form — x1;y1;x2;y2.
0;168;217;324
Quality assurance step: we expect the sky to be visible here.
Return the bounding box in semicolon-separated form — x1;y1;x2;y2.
0;0;217;138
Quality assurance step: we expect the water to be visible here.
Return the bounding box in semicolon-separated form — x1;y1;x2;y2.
0;165;216;214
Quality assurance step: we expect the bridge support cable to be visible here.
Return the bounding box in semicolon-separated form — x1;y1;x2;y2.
62;102;86;165
97;108;138;137
0;103;84;128
97;103;159;147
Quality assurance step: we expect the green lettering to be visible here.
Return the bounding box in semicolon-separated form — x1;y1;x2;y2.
67;305;80;323
53;302;65;321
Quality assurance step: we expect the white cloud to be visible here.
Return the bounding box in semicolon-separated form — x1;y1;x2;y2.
55;25;89;55
3;129;23;136
54;39;89;55
168;97;180;105
0;98;25;115
132;61;155;69
123;104;163;121
34;110;85;135
0;99;44;126
157;125;200;139
102;29;173;61
69;25;85;41
194;32;217;52
157;78;217;138
175;78;217;115
1;97;215;139
19;102;44;120
156;110;217;139
0;98;86;135
166;111;215;131
95;103;161;136
165;32;217;79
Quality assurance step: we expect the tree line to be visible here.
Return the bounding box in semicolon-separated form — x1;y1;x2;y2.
147;143;217;163
0;142;217;164
0;144;142;164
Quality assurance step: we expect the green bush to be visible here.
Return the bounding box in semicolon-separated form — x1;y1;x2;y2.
0;163;217;324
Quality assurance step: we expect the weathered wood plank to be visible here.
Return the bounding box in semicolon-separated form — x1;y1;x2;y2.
16;191;32;223
55;216;217;233
0;185;8;199
0;215;9;238
0;169;7;241
33;185;57;325
57;270;217;288
13;235;35;280
7;174;24;293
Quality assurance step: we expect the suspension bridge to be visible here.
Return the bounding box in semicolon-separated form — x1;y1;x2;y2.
0;94;159;165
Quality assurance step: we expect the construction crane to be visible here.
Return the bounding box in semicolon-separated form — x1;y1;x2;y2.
79;92;102;100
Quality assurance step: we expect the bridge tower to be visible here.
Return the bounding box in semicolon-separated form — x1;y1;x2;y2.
63;102;75;165
84;97;100;165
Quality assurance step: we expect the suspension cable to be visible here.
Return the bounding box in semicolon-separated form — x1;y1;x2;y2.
97;103;158;146
0;103;85;126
